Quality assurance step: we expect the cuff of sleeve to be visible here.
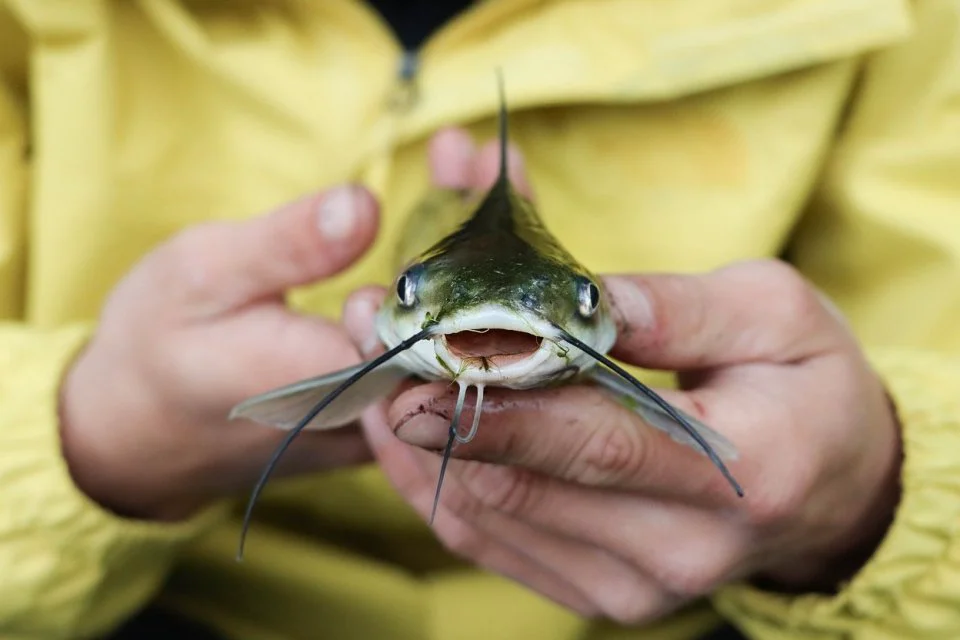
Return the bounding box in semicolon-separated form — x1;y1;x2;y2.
711;348;960;638
0;323;230;635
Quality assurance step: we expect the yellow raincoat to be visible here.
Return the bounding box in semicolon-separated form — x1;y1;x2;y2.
2;0;959;638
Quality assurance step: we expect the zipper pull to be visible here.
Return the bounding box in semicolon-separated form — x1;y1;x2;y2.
388;49;420;112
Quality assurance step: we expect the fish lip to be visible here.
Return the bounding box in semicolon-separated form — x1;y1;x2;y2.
427;305;563;385
377;303;600;388
430;305;562;339
434;336;555;385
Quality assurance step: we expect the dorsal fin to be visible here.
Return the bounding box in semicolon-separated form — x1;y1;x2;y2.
494;68;509;191
448;69;517;236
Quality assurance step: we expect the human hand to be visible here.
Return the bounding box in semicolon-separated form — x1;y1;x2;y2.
353;132;902;624
59;185;379;521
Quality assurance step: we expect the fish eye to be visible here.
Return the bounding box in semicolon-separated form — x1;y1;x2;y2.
576;278;601;318
396;269;419;308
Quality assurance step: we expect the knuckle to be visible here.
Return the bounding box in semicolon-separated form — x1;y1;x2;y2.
466;464;543;517
650;531;740;599
575;422;648;485
745;483;807;529
270;196;359;277
434;513;488;561
655;553;726;599
162;223;227;296
167;222;220;259
595;588;655;626
590;570;686;626
424;480;491;560
753;259;821;321
278;220;327;274
428;463;532;540
750;257;803;284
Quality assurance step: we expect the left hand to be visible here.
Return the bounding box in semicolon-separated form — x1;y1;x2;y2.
348;129;903;624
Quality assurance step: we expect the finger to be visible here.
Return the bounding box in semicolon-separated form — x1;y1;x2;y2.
428;127;477;189
602;259;852;370
442;457;745;603
161;185;379;311
365;404;690;623
342;285;388;359
359;405;599;617
195;310;361;403
473;139;534;198
389;382;747;506
428;472;685;624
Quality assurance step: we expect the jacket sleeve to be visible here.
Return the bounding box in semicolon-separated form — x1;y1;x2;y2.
0;10;227;640
713;2;960;637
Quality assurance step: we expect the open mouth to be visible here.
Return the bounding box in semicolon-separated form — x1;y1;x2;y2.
444;329;544;368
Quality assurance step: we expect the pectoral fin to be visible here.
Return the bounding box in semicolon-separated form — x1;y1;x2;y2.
230;361;411;431
586;366;739;462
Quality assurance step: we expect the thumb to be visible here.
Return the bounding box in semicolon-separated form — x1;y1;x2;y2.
603;259;849;370
164;185;379;309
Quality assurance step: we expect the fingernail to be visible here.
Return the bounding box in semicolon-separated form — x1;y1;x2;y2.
358;300;383;358
361;335;382;359
603;277;655;331
342;289;386;358
395;414;450;448
317;186;359;241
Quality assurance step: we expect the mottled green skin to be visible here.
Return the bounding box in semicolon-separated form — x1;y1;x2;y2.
378;74;615;371
386;178;607;337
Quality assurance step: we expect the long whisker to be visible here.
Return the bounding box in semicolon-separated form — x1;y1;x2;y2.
431;382;468;524
555;328;745;498
237;325;436;560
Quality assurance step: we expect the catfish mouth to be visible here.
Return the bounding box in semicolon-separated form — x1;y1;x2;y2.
444;329;544;368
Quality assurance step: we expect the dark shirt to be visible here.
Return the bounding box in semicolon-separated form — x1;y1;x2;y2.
366;0;474;50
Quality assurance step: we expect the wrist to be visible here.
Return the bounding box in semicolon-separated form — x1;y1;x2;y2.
756;392;903;594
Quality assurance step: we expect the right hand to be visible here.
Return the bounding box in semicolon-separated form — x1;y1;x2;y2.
59;185;382;522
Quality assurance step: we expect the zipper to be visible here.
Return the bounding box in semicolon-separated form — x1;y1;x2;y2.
351;0;533;193
358;0;534;115
387;48;421;113
362;47;420;194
